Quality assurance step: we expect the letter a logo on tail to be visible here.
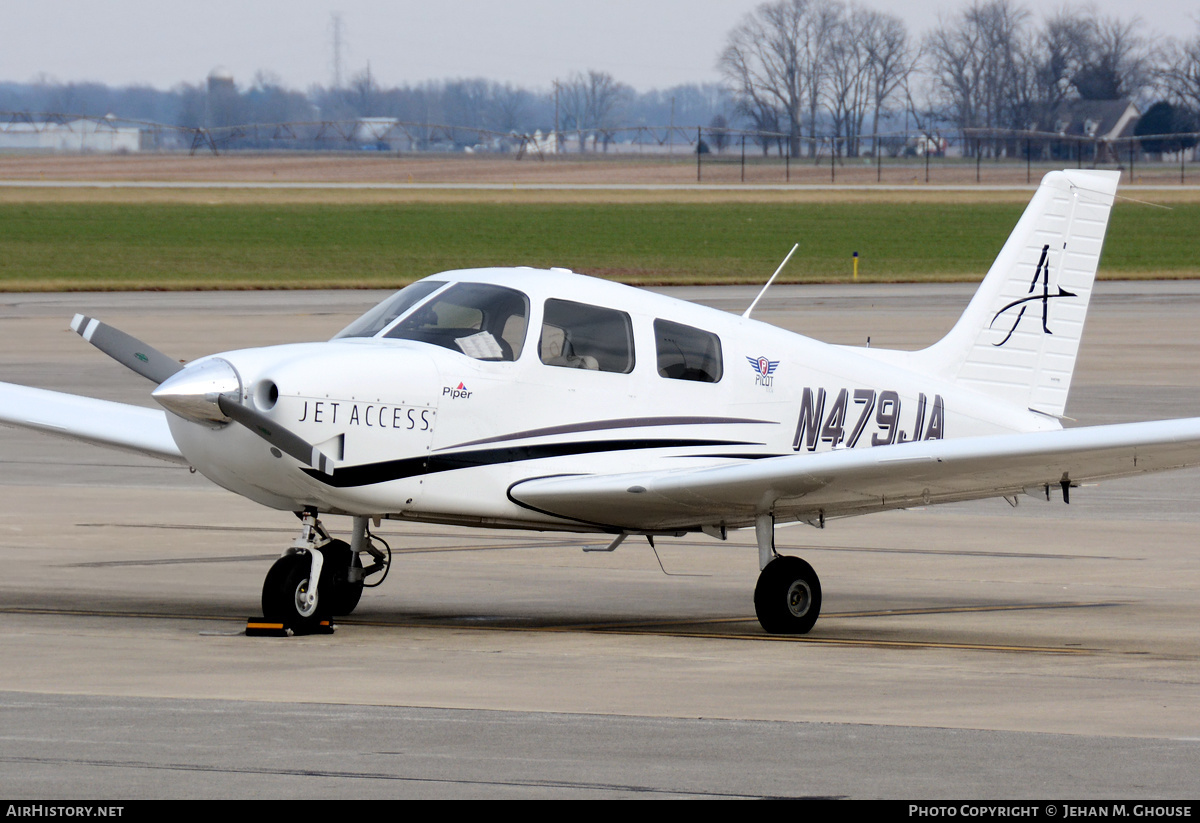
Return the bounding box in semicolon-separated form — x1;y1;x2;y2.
989;244;1077;347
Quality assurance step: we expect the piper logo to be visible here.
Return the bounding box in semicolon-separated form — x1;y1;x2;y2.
443;382;473;399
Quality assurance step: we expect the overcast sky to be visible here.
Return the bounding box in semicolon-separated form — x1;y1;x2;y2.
3;0;1198;93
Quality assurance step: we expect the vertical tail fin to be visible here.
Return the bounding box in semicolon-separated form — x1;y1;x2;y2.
915;169;1120;418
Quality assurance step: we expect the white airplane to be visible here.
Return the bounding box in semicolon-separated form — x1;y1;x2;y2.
3;169;1199;635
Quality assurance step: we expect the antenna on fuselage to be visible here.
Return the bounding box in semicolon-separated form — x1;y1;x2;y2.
742;243;799;319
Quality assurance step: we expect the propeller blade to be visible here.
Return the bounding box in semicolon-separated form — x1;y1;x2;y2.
70;314;183;385
216;395;335;475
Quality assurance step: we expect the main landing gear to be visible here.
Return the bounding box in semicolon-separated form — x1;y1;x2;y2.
260;510;390;633
753;513;822;634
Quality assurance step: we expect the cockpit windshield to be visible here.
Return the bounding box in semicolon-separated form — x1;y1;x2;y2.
383;282;530;361
332;281;446;340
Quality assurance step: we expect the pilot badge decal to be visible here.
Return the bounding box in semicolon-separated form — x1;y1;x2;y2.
746;356;779;391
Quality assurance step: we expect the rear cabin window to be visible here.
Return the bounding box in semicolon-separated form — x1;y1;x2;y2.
654;319;723;383
383;282;529;361
539;299;634;374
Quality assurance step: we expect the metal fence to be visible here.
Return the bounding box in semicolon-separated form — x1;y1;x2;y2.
2;111;1197;185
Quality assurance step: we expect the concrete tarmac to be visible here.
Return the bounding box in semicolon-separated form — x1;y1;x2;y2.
2;284;1200;799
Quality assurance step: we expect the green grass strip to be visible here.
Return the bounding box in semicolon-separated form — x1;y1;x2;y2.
0;202;1193;291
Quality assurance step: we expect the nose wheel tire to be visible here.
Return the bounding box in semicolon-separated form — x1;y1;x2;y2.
262;553;328;633
754;556;822;635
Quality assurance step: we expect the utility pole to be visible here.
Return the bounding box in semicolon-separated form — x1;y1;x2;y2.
330;12;345;90
669;96;675;156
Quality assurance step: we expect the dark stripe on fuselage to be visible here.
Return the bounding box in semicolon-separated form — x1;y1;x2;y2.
443;416;778;449
303;438;760;488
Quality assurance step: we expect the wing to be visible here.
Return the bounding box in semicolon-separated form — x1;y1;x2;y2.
508;418;1200;531
0;381;185;464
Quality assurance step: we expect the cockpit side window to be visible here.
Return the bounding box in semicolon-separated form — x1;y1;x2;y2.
384;282;529;362
654;319;723;383
332;281;446;340
539;299;634;373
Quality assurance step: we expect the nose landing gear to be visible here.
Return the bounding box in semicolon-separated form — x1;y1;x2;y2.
259;510;389;634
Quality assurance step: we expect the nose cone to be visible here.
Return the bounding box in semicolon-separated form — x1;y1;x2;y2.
152;357;242;425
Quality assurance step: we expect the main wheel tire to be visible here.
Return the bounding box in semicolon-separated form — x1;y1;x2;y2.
321;539;364;616
754;556;822;635
261;553;328;633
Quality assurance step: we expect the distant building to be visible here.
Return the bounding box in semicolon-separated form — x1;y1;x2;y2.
530;130;558;154
1054;99;1140;141
1051;99;1140;161
354;117;400;149
205;66;239;128
0;118;141;153
206;66;235;96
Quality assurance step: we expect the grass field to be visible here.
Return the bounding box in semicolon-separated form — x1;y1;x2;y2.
0;197;1195;290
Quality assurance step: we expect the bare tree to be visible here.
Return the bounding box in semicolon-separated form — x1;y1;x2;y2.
718;1;799;155
995;6;1116;157
1072;15;1150;100
925;8;984;139
720;0;844;157
798;1;843;152
925;0;1030;152
313;67;382;120
720;0;917;158
825;6;874;156
486;83;531;133
244;72;315;123
708;113;730;153
1156;24;1200;111
825;6;913;157
1039;10;1092;106
720;41;785;157
559;70;631;151
175;84;207;129
865;12;917;156
735;95;785;156
441;79;491;131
